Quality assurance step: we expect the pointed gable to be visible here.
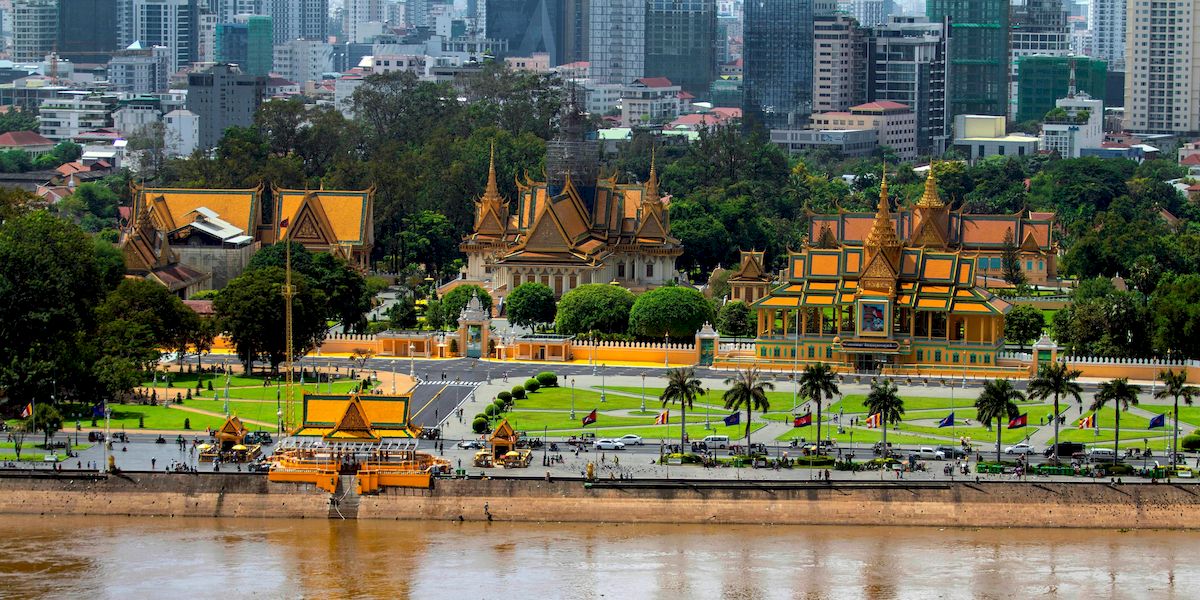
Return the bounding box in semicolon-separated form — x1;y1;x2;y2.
326;395;379;441
731;250;768;281
282;193;338;246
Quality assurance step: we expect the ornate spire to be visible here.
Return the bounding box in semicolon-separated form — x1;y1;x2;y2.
645;149;659;201
483;141;501;203
865;165;900;252
918;162;945;208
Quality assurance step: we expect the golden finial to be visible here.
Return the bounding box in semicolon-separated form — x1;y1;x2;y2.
645;148;659;201
918;161;944;208
878;163;889;210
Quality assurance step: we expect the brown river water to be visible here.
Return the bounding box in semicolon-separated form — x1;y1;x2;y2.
0;515;1194;599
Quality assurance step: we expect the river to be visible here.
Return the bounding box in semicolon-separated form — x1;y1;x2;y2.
0;515;1193;599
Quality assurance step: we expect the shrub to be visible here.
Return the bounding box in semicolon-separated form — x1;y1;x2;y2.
1182;434;1200;451
472;417;489;434
492;398;505;412
524;379;540;392
183;418;190;430
185;389;192;400
497;391;512;402
449;338;459;354
511;385;526;399
792;456;836;467
138;415;144;428
484;404;498;417
207;381;213;391
473;413;487;422
536;372;558;387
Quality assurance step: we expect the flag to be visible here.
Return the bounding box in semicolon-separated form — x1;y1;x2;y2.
91;403;103;418
723;412;740;426
581;409;597;427
1149;413;1166;429
1007;413;1028;429
279;217;289;228
20;403;32;418
938;412;955;428
1078;414;1095;429
654;410;669;425
793;412;812;427
865;412;881;429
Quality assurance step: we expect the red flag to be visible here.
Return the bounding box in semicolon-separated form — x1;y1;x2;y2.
793;412;812;428
20;403;32;418
582;409;597;427
1078;414;1095;429
864;412;881;428
654;410;669;425
279;218;289;228
1007;413;1028;429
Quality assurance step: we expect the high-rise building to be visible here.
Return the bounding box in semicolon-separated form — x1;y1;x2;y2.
1009;1;1069;118
265;0;328;45
273;38;332;83
865;15;949;155
186;63;265;149
344;0;384;43
1016;55;1105;123
58;0;121;63
486;0;565;64
562;0;590;64
1125;0;1200;133
130;0;200;73
1091;0;1125;70
215;15;273;76
644;0;717;99
212;0;265;22
813;12;864;113
406;0;431;28
743;0;814;128
849;0;896;25
926;0;1009;119
11;0;57;63
108;43;173;94
1039;91;1103;157
589;0;645;84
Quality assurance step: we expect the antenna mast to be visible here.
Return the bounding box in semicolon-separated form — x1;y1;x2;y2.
283;235;296;432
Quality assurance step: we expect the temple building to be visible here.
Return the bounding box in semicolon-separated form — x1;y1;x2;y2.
273;187;375;269
751;170;1014;372
727;250;773;304
461;130;683;300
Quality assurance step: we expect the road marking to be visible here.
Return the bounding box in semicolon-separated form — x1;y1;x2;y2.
411;385;448;422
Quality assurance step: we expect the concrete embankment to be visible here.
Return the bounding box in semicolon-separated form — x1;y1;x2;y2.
2;473;1199;529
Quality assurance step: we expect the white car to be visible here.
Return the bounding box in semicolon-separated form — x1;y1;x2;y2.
594;439;626;450
1005;443;1036;455
617;434;644;446
913;447;938;460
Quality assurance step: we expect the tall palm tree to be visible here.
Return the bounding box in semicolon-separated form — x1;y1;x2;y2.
863;379;904;457
798;363;840;454
1092;378;1143;461
723;368;774;447
1155;369;1198;466
660;367;706;449
1027;361;1083;462
975;379;1026;462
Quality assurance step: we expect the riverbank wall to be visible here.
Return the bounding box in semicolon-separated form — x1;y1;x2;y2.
2;473;1199;529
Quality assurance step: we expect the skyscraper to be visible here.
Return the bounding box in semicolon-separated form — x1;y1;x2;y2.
11;0;58;63
344;0;384;43
743;0;814;128
130;0;200;73
186;63;265;149
866;15;949;155
590;0;646;84
215;15;273;76
265;0;328;45
926;0;1009;119
486;0;565;64
849;0;896;26
813;12;863;112
1125;0;1200;132
1009;1;1069;118
1091;0;1125;70
644;0;717;99
57;0;121;63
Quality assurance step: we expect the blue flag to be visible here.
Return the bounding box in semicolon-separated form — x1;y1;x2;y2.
723;412;740;426
938;412;955;428
1149;413;1166;429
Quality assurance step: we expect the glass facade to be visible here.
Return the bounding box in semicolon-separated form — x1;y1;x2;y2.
58;0;121;63
926;0;1009;119
1015;55;1106;123
644;0;717;99
486;0;565;64
743;0;814;128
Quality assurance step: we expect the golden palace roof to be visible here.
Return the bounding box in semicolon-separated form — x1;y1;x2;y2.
274;188;374;247
292;392;421;441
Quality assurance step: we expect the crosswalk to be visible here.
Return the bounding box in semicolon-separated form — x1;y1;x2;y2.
416;380;483;387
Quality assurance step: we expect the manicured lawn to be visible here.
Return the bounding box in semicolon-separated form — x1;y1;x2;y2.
773;427;935;448
511;387;685;411
95;405;230;432
827;394;988;414
602;386;800;409
141;373;268;388
503;410;652;432
898;422;1031;445
218;380;362;401
0;442;89;451
542;422;766;441
1056;428;1170;445
1;453;69;462
182;400;280;424
1138;406;1200;428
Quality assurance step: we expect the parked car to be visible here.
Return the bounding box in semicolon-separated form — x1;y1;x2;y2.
913;447;939;460
244;431;273;445
934;446;967;460
457;440;485;450
702;435;730;449
594;439;625;450
617;434;643;446
1086;447;1117;463
1005;443;1036;455
1043;442;1085;459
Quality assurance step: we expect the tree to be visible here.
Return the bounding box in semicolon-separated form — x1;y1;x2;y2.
1027;362;1083;462
864;379;904;457
798;363;840;455
555;284;636;335
386;296;418;329
1091;378;1142;461
0;106;38;133
441;285;493;326
722;368;773;446
31;403;62;447
214;267;328;373
6;422;27;461
716;301;754;338
1155;369;1198;467
1150;274;1200;358
1004;305;1044;350
424;298;446;331
975;379;1026;462
247;243;372;332
505;282;556;331
351;348;375;370
660;367;706;449
1000;227;1026;286
628;286;715;339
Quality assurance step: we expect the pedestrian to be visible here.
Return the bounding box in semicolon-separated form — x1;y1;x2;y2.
151;458;156;469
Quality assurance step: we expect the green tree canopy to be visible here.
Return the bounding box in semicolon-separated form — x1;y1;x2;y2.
1003;304;1044;350
441;285;493;326
554;284;635;335
628;286;715;339
716;301;754;338
505;282;556;331
214;266;328;372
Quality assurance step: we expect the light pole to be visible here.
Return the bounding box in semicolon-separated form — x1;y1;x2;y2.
600;365;606;403
570;378;576;420
223;369;231;416
640;372;646;413
102;405;111;473
664;333;669;367
409;343;415;378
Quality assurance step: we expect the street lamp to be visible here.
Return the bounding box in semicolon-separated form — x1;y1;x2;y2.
664;333;669;367
570;378;576;420
640;372;646;413
409;343;415;378
600;364;606;403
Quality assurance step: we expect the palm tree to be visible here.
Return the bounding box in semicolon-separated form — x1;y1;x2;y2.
798;363;840;454
863;379;904;457
975;379;1026;462
1155;369;1198;466
1092;378;1143;461
723;368;774;447
660;367;706;449
1027;361;1083;462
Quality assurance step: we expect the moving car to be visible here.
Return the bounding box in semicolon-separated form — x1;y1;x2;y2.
617;434;644;446
594;439;626;450
1042;442;1085;459
1004;443;1036;455
457;440;485;450
244;431;273;445
934;446;967;460
702;435;730;449
913;447;939;460
1086;447;1117;463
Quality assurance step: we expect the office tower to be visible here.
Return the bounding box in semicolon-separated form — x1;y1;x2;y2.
813;12;863;112
186;63;265;149
406;0;430;27
562;0;589;64
486;0;564;63
1009;1;1069;118
866;15;948;154
644;0;717;99
590;0;645;84
128;0;199;73
1125;0;1200;132
344;0;383;43
1091;0;1124;70
265;0;328;44
11;0;57;63
743;0;814;128
109;43;173;94
850;0;896;25
57;0;121;63
212;0;265;22
926;0;1009;118
215;15;273;76
1016;55;1105;122
273;38;332;82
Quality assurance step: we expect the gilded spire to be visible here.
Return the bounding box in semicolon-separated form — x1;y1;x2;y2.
865;164;900;251
645;149;659;201
484;141;500;202
918;162;945;208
